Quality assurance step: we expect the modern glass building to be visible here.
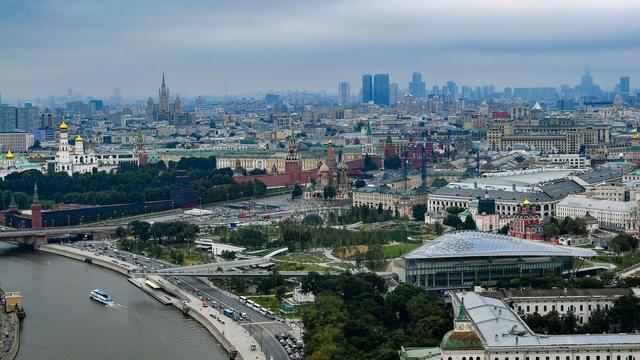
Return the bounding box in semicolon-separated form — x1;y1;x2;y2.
373;73;389;105
403;232;596;291
361;74;373;103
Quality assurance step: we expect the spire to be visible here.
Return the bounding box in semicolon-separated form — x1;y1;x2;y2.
32;183;39;204
162;72;166;86
8;196;17;210
456;300;470;322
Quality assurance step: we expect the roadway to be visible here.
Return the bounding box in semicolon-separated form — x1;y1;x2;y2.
70;241;296;360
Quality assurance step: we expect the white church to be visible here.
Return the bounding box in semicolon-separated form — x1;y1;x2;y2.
54;121;138;175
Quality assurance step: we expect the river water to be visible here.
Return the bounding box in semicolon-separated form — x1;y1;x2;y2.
0;243;228;360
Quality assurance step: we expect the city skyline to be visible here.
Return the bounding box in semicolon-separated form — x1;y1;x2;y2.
0;0;638;99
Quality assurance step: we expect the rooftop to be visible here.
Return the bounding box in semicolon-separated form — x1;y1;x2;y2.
404;232;596;260
456;292;640;348
557;195;638;212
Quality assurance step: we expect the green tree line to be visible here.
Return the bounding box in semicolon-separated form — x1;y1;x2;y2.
301;273;452;360
0;156;266;208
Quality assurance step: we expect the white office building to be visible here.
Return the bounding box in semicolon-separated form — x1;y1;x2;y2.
556;195;639;233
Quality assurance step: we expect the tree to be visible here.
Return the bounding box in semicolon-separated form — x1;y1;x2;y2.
445;206;463;214
275;286;286;301
463;215;477;230
609;294;640;332
128;220;151;242
431;178;448;188
354;179;366;188
248;168;267;175
115;226;128;240
498;225;509;235
323;185;336;199
611;234;637;253
291;184;303;199
543;223;560;240
443;214;462;229
383;155;401;170
303;214;323;226
434;222;444;236
412;204;428;221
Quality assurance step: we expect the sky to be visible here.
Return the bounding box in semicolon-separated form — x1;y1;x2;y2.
1;0;639;100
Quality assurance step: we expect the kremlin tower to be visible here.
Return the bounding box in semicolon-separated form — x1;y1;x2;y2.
31;183;42;229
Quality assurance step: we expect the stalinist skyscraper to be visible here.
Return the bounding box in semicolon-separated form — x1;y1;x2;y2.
159;72;170;113
146;73;193;125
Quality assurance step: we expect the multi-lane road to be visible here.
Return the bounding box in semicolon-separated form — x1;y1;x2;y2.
71;241;297;360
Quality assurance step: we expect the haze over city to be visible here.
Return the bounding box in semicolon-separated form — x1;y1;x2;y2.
1;0;639;99
3;1;640;360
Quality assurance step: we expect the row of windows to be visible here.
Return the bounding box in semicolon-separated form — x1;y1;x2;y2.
519;303;609;313
484;355;636;360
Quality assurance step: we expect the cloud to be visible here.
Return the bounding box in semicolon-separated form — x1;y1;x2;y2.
0;0;638;99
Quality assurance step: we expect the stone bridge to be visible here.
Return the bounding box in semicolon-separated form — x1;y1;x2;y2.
0;225;120;248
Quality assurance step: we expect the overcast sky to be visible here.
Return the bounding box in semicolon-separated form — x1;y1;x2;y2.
1;0;639;100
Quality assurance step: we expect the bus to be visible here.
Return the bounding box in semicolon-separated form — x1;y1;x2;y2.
239;296;248;304
266;310;276;319
223;308;235;319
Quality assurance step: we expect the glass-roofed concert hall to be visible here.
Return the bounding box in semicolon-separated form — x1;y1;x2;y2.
403;231;596;291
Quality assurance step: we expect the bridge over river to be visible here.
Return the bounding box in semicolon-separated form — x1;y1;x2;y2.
0;225;120;247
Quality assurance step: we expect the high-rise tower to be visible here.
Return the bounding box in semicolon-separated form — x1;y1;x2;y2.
159;73;170;113
373;74;390;106
338;82;350;106
409;72;426;98
362;74;373;103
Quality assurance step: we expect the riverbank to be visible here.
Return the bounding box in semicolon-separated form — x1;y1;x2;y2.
0;312;19;360
38;244;265;360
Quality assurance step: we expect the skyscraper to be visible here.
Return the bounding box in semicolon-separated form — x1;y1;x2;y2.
409;72;426;98
373;74;390;106
575;70;601;97
362;74;373;103
389;83;399;105
446;81;458;98
338;82;350;106
159;72;170;113
620;76;630;95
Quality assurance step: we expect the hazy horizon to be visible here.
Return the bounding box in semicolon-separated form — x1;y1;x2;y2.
1;0;638;100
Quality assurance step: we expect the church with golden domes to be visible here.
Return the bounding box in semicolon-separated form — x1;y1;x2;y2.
54;121;139;175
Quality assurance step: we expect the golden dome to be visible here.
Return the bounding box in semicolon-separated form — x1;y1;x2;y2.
523;198;530;206
75;135;83;142
55;151;60;157
632;133;639;140
5;150;13;160
59;121;69;130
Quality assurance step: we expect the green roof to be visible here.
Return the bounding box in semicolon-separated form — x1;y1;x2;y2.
398;346;441;360
440;330;483;351
456;301;470;322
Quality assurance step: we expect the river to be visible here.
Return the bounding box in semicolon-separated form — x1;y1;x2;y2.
0;243;228;360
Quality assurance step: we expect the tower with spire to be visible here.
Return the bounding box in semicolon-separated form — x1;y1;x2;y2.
31;183;42;229
159;72;170;114
135;130;149;165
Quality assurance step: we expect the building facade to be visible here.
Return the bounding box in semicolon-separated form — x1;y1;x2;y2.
556;195;639;233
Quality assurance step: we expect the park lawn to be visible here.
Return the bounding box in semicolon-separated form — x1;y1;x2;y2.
382;243;423;258
275;261;334;272
278;251;329;263
332;245;368;259
593;253;640;271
